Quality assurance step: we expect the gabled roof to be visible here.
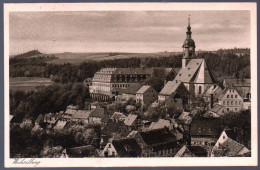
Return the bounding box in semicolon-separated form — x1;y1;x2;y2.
217;87;241;100
137;128;176;146
209;104;225;113
123;84;142;95
159;81;182;95
220;138;249;156
203;85;222;97
54;120;67;130
112;138;141;157
65;109;77;115
35;114;44;124
54;111;64;120
72;110;91;119
90;107;107;118
136;85;153;94
124;114;138;126
127;130;138;138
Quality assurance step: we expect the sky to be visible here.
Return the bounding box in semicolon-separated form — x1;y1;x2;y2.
9;11;250;55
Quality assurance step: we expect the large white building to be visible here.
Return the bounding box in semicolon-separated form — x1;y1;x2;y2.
159;18;217;102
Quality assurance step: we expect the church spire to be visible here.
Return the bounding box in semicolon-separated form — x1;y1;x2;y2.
186;16;192;39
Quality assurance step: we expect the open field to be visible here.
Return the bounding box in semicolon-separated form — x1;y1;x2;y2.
42;52;182;64
10;77;53;92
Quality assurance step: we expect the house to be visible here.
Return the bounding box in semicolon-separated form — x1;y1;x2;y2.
213;129;238;148
211;138;250;157
159;81;190;105
174;145;195;157
71;110;91;123
217;87;243;113
61;145;97;158
134;128;178;157
102;119;130;138
88;107;107;124
222;79;251;100
100;138;141;157
190;118;221;148
120;84;142;101
136;85;158;108
207;104;226;117
110;112;127;122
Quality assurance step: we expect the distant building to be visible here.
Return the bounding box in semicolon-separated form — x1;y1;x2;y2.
71;110;91;123
207;104;226;117
136;85;158;108
202;85;223;109
61;145;97;158
217;87;243;113
116;84;142;101
100;138;141;157
89;107;108;125
190;118;221;148
174;145;195;157
159;18;217;100
110;112;127;122
89;68;153;101
222;79;251;100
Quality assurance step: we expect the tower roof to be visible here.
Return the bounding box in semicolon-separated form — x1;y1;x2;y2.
183;17;195;48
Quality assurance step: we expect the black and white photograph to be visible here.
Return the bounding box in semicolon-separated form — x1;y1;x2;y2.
4;3;257;167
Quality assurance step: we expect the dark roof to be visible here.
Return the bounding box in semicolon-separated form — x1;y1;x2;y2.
102;121;128;137
190;118;220;137
123;85;142;94
90;107;107;118
210;104;225;113
187;146;207;157
220;138;248;156
137;128;176;146
112;138;141;157
224;129;237;141
54;111;64;120
66;145;96;157
35;114;44;124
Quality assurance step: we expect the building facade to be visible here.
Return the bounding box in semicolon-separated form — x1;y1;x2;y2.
136;85;158;107
89;68;153;101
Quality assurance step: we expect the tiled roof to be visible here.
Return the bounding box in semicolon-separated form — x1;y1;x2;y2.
72;110;91;119
159;81;182;95
54;120;67;130
220;138;248;156
224;129;237;141
136;85;152;94
90;107;107;118
114;68;153;75
174;145;194;157
148;119;174;130
124;114;138;126
123;84;142;94
112;138;141;157
65;109;77;115
137;128;176;146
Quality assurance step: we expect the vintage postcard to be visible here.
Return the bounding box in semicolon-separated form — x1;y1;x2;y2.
4;2;257;167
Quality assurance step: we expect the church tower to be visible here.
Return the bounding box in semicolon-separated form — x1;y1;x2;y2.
182;17;196;68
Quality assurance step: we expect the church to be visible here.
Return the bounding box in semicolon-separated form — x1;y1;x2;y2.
158;18;217;102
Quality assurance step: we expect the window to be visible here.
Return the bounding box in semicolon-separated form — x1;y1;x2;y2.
235;95;237;98
108;144;111;148
179;74;181;76
188;74;191;77
227;101;229;105
176;80;178;83
235;101;237;105
222;110;224;113
235;108;237;111
223;136;225;140
231;95;233;98
199;86;202;94
223;101;225;105
227;95;229;98
231;101;233;105
239;101;241;105
188;68;190;70
227;108;229;112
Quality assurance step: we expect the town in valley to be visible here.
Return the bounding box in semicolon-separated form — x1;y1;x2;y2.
9;18;251;158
